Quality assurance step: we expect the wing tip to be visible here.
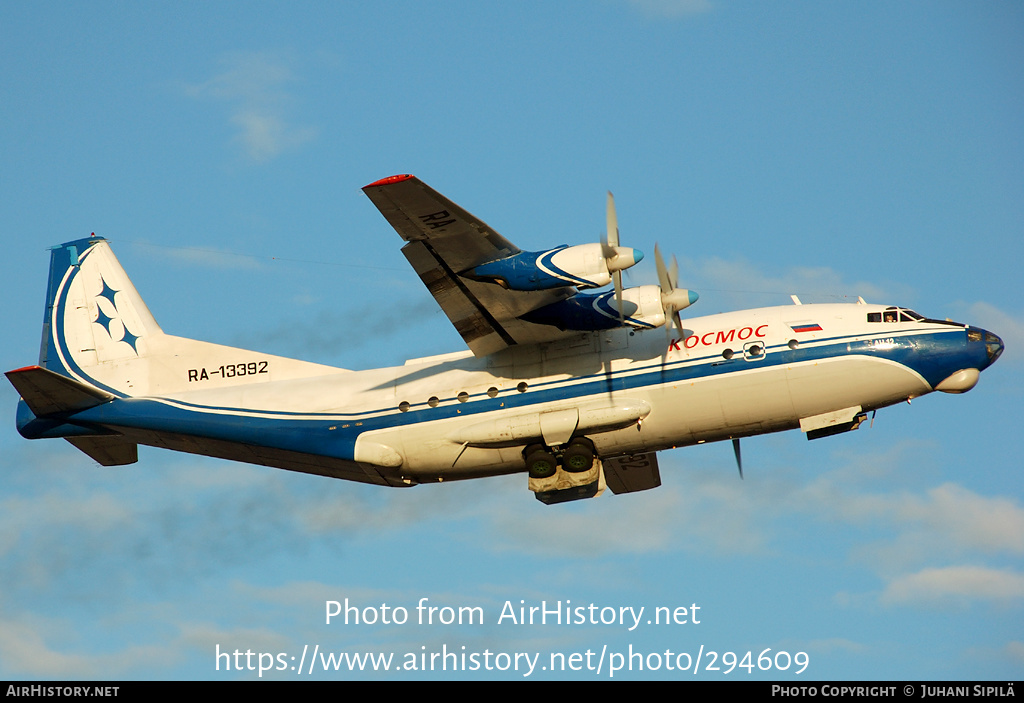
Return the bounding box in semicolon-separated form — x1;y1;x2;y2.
7;365;44;375
363;174;415;189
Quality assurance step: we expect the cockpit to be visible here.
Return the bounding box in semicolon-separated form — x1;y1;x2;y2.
865;306;1003;365
867;307;925;323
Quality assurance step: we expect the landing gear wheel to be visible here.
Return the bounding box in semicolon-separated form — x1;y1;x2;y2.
561;438;595;473
525;444;557;479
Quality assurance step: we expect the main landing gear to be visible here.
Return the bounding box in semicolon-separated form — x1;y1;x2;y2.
524;437;603;505
524;437;595;477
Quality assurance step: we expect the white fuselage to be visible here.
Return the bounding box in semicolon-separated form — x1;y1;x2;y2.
135;302;960;485
12;233;1001;499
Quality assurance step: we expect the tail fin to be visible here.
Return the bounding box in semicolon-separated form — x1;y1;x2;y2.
33;235;343;401
40;236;164;394
14;236;349;466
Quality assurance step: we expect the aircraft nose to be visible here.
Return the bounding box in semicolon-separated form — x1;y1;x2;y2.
986;330;1004;365
969;326;1004;368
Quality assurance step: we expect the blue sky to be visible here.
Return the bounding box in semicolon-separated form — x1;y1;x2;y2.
1;0;1022;680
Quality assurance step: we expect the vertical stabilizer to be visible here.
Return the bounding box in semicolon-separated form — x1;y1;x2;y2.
39;236;163;394
32;236;343;400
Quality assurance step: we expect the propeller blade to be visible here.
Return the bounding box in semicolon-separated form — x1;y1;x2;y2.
654;243;672;294
605;192;627;321
732;438;743;479
605;191;620;250
613;269;624;322
654;244;673;347
655;244;695;341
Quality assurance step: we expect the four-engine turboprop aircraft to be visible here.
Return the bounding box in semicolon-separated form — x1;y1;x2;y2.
6;175;1005;503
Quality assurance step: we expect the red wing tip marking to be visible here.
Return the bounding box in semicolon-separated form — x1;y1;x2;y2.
363;174;415;189
6;365;44;375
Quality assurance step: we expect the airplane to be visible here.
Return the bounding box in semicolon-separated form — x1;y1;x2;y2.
6;174;1005;504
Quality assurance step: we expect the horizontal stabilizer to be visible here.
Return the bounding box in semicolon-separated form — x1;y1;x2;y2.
5;365;113;417
66;436;138;466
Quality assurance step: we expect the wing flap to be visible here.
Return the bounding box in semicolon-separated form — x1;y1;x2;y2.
401;240;518;356
364;175;580;356
602;452;662;494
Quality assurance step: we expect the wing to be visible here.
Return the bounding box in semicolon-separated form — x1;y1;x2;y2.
362;175;579;356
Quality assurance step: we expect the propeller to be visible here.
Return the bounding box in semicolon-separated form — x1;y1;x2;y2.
603;192;643;322
654;243;699;343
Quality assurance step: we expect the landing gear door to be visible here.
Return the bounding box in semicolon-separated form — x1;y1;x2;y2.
602;452;661;494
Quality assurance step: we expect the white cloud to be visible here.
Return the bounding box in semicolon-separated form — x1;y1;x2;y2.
880;566;1024;606
184;52;317;163
486;485;683;557
136;241;265;270
798;476;1024;564
0;491;132;559
679;255;914;310
0;615;172;678
1006;640;1024;664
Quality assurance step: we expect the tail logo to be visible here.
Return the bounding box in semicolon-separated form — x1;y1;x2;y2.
91;274;141;354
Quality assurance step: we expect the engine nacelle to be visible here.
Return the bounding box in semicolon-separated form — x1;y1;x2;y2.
521;285;671;331
465;243;643;291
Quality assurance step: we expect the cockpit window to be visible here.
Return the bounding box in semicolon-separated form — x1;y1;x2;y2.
868;307;924;323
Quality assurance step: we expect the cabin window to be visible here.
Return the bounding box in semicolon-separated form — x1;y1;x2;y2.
398;401;410;413
457;391;469;403
487;387;499;398
517;382;529;393
427;396;439;408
